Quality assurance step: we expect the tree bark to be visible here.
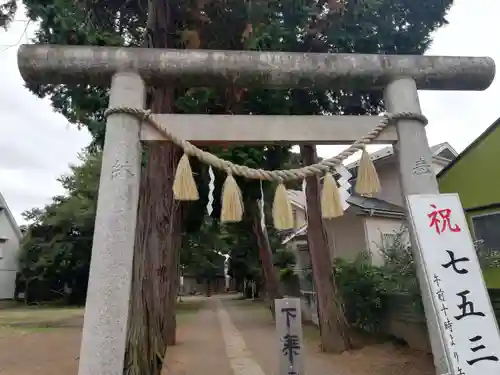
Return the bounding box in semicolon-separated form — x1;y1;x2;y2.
300;144;352;353
124;1;182;374
250;200;282;315
125;141;184;374
125;166;161;375
147;0;182;348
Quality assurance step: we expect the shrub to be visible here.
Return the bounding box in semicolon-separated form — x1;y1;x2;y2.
333;253;387;333
279;267;295;281
376;226;419;294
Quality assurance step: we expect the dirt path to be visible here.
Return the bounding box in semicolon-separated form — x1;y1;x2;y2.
0;327;82;375
0;297;221;375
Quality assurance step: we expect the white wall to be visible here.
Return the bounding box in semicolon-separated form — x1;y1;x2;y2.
373;159;404;206
325;210;367;261
0;210;20;299
432;161;446;175
292;206;307;229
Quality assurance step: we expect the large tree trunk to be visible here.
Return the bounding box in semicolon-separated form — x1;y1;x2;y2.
125;165;163;375
250;200;282;314
125;143;183;374
124;1;182;374
144;0;182;348
300;145;352;353
125;142;184;375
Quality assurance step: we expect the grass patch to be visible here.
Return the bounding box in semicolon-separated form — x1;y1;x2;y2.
0;297;207;333
0;306;83;326
175;297;205;324
0;305;84;336
176;300;203;314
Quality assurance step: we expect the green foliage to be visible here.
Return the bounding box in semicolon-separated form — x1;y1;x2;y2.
301;240;421;330
279;267;297;282
18;151;236;303
376;226;419;294
333;254;388;333
274;248;296;269
22;0;142;150
301;251;390;331
274;248;296;281
299;228;423;333
226;223;262;282
181;219;227;281
19;151;100;304
21;0;455;290
0;0;16;29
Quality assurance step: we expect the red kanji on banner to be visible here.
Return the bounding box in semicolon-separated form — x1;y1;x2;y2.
428;204;461;235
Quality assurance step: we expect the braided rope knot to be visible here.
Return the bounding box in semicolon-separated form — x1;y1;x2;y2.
104;107;427;182
104;107;427;228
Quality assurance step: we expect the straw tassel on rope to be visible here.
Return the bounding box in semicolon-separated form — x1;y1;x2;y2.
126;109;425;222
355;147;381;196
321;172;344;219
272;182;294;230
220;173;244;223
173;153;199;200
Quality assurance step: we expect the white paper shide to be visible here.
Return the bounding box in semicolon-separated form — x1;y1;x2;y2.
336;165;352;211
407;193;500;375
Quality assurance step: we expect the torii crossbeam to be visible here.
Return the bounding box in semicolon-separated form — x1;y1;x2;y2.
17;44;495;375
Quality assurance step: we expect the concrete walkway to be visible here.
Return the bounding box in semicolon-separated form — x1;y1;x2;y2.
162;298;232;375
216;299;267;375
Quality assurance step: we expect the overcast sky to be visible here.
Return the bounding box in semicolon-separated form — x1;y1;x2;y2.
0;0;498;225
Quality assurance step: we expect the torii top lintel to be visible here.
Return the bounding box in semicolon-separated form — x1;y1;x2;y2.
17;44;495;91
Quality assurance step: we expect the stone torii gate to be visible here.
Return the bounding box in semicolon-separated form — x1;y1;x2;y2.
18;45;495;375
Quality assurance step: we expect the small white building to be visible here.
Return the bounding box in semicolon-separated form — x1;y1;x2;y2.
0;192;22;300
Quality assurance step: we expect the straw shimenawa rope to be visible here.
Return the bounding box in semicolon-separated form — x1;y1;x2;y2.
105;108;427;229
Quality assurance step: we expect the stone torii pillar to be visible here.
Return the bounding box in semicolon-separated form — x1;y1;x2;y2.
17;45;495;375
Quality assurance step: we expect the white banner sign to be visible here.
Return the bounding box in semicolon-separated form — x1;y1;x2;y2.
407;193;500;375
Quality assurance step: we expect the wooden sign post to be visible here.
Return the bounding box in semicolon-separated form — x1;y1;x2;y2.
275;298;305;375
407;193;500;375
